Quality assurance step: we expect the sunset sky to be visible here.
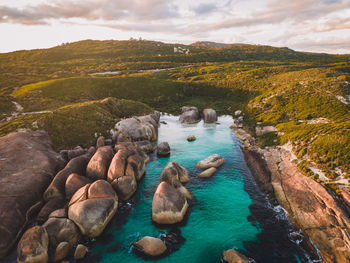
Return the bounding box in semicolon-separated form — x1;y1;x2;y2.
0;0;349;53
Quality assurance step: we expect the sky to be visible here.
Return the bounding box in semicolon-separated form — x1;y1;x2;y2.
0;0;349;54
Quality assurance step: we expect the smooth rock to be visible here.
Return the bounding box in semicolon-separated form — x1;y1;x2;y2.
74;244;88;260
152;182;188;225
198;167;217;178
0;131;64;258
196;154;225;169
203;108;217;123
157;142;170;157
37;197;66;224
53;242;70;262
68;180;118;237
17;226;49;263
67;146;86;161
44;153;92;201
86;146;114;181
179;106;201;124
160;162;189;186
65;173;91;201
42;217;80;248
222;249;249;263
187;135;196;141
133;236;167;257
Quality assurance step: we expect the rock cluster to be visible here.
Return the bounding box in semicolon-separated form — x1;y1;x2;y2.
179;106;201;124
11;112;160;262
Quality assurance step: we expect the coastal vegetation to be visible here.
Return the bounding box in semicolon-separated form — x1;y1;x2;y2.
0;39;349;188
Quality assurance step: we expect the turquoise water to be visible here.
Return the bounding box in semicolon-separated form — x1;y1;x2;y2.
90;116;313;263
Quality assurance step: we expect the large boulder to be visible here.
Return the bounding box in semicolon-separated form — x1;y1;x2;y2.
86;146;114;181
17;226;49;263
65;173;91;200
0;131;64;258
68;180;118;237
74;244;88;260
203;108;217;123
152;182;188;225
44;152;93;201
198;167;217;178
114;111;160;142
222;249;249;263
43;212;80;248
157;142;170;157
161;162;189;185
196;154;225;169
179;106;201;124
133;236;167;257
37;197;65;224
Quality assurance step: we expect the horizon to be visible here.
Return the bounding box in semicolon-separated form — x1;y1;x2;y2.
1;0;350;54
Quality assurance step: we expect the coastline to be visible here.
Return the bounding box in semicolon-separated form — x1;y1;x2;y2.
232;127;350;263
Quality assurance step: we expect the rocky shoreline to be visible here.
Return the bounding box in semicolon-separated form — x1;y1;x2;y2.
232;127;350;263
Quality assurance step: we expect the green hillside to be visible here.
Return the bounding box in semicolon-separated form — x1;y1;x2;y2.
0;39;349;191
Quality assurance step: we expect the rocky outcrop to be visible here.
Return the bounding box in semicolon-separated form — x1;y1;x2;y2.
86;146;114;181
196;154;225;169
203;108;217;123
157;142;170;157
65;173;91;200
179;106;201;124
222;249;249;263
133;236;167;257
68;180;118;237
114;111;160;142
263;147;350;263
235;127;350;263
152;182;188;225
198;167;216;178
17;226;49;263
0;131;64;258
44;152;93;201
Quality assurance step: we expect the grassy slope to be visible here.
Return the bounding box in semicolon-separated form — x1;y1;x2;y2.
0;39;349;189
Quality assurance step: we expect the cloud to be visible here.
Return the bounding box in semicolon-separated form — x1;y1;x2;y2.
192;3;217;15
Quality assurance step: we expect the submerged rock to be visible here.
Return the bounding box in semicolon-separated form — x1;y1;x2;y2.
203;108;217;123
133;236;167;257
17;226;49;263
196;154;225;169
86;146;114;181
179;106;201;124
222;249;249;263
198;167;217;178
68;180;118;237
157;142;171;157
187;135;196;141
152;182;188;225
0;131;64;258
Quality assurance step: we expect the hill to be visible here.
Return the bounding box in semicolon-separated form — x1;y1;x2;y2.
0;39;349;191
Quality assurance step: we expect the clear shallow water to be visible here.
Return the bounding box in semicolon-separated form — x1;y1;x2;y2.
89;116;314;263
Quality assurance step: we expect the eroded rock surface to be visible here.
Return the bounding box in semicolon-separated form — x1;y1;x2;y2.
179;106;201;124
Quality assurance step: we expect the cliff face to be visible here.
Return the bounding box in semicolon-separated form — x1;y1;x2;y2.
236;128;350;263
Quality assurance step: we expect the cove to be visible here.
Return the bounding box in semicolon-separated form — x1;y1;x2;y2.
89;116;314;263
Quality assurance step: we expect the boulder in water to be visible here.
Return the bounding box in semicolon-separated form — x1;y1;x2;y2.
160;162;189;185
17;226;49;263
198;167;217;178
74;244;88;260
157;142;170;157
133;236;167;257
222;249;249;263
196;154;225;169
152;182;188;225
179;106;201;124
53;242;70;262
203;108;217;123
187;135;196;141
68;180;118;237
